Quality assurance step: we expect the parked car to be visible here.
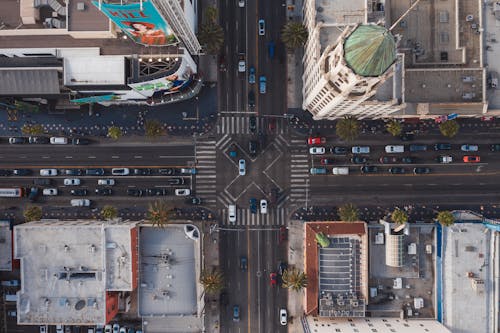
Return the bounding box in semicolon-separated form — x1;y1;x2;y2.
13;169;31;176
352;146;370;154
463;155;480;163
9;137;26;144
401;156;416;164
64;178;80;186
490;144;500;152
167;178;185;185
29;136;49;144
40;169;57;176
360;166;378;173
95;188;112;196
309;147;325;155
434;143;452;150
240;256;247;271
413;167;431;174
147;188;167;196
98;179;115;186
278;262;288;275
259;75;266;94
111;168;130;175
28;187;40;202
437;155;453;163
258;19;265;35
260;199;268;214
409;144;427;152
331;146;347;155
461;144;479;152
50;137;68;144
70;189;88;196
186;197;202;205
158;168;174;175
180;167;197;174
175;189;191;196
33;178;51;186
104;325;112;333
0;169;12;176
310;167;327;175
56;325;64;333
278;226;287;244
248;66;255;84
72;138;90;145
249;198;257;214
332;167;349;175
385;145;404;153
112;325;120;333
320;158;334;165
86;168;105;176
279;308;287;325
307;137;325;145
388;167;405;174
351;156;367;164
133;168;152;175
239;159;246;175
379;156;398;164
127;188;143;197
42;188;58;196
70;199;91;207
64;169;83;176
270;272;277;286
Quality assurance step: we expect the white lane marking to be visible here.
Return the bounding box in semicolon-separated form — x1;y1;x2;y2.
65;156;73;159
134;155;143;159
88;156;96;159
112;156;119;159
42;156;50;159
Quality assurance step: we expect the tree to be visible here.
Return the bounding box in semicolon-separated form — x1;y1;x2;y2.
200;269;224;295
391;208;408;225
436;210;455;227
439;120;459;138
101;205;118;220
24;206;42;222
386;120;402;137
148;200;174;227
198;6;224;54
281;268;308;292
315;232;330;248
338;203;359;222
281;21;308;50
144;119;164;138
335;116;359;141
21;124;44;135
108;126;122;140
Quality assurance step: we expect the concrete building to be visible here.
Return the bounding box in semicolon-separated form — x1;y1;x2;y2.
13;219;139;326
0;220;13;271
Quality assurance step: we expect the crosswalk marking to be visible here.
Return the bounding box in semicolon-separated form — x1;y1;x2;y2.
194;139;217;207
218;208;287;226
216;115;287;135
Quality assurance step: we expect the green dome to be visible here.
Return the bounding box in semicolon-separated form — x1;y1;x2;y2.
343;24;396;77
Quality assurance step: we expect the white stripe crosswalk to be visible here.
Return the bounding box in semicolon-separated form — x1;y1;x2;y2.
288;137;310;205
194;139;217;207
219;208;287;226
216;115;287;135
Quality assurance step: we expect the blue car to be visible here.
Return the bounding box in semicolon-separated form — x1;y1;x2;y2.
268;41;275;59
259;76;266;94
249;66;255;84
249;198;257;214
233;305;240;322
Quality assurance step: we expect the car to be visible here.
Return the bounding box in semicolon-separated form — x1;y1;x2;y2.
186;197;202;205
360;166;378;173
385;145;405;153
279;308;287;325
70;189;88;196
0;169;12;176
248;66;255;84
259;75;266;94
310;167;327;175
180;167;197;175
9;137;26;144
126;329;134;333
111;168;130;175
112;324;120;333
175;188;191;196
40;325;48;333
268;118;276;132
401;156;416;164
379;156;398;164
64;169;83;176
351;146;370;154
307;136;326;145
70;199;91;207
238;0;244;7
332;167;349;175
43;188;58;196
351;156;367;164
249;141;258;155
249;116;256;132
133;168;152;175
461;144;479;152
98;179;115;186
127;188;143;196
233;305;240;322
249;198;257;214
434;143;452;150
50;137;68;144
219;54;226;72
409;144;427;152
28;187;40;202
260;199;268;214
239;159;246;175
268;40;275;59
437;155;453;163
248;90;256;108
29;136;49;144
309;147;325;155
158;168;174;175
72;138;90;145
320;158;334;165
147;188;167;196
388;167;405;174
228;204;237;224
86;168;105;176
96;326;103;333
331;146;347;155
64;178;80;186
40;168;57;176
238;54;246;72
463;155;480;163
119;328;126;333
56;325;64;333
258;19;265;35
400;132;414;141
240;256;247;271
95;188;112;196
104;325;112;333
13;169;31;176
89;329;96;333
33;178;51;185
270;272;277;286
278;262;288;275
413;167;431;174
167;178;185;185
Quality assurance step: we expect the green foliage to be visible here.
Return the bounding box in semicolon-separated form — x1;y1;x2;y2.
148;201;174;227
21;124;44;135
200;269;224;295
386;120;402;137
281;268;308;292
24;206;42;222
439;120;460;138
338;203;359;222
108;126;122;140
198;6;224;54
315;232;330;248
436;210;455;227
281;22;308;50
144;119;164;138
335;116;360;141
101;205;118;220
391;208;408;224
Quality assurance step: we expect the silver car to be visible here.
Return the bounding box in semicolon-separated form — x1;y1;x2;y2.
239;159;246;175
258;19;265;36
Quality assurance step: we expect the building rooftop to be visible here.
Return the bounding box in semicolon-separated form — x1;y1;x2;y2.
63;55;125;86
14;220;138;325
0;220;12;271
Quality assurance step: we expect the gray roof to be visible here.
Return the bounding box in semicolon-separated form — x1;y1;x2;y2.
0;69;60;95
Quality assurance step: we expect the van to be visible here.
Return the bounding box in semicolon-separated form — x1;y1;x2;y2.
50;137;68;145
332;167;349;175
228;205;236;224
385;145;405;153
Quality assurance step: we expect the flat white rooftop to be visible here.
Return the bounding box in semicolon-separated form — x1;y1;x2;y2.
0;220;12;271
63;55;125;86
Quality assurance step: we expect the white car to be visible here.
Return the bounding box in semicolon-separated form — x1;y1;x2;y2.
104;325;112;333
351;146;370;154
112;324;120;333
238;59;246;72
98;179;115;186
239;159;246;175
111;168;130;175
42;188;58;196
70;199;91;207
260;199;268;214
309;147;325;155
56;325;64;333
119;328;126;333
228;204;236;224
175;188;191;196
461;144;479;152
50;137;68;144
64;178;80;186
258;19;265;36
238;0;244;7
40;168;57;176
279;308;287;325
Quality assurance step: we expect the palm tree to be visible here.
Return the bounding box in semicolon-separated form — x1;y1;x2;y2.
198;6;224;54
101;205;118;220
144;119;164;138
148;200;174;227
436;210;455;227
315;232;330;248
338;203;359;222
281;22;308;50
200;269;224;295
391;208;408;225
386;120;402;137
439;120;459;138
335;116;360;141
108;126;122;140
24;206;42;222
281;268;308;292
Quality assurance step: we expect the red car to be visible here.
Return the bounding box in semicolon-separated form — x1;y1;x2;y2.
268;118;276;132
307;137;326;145
278;226;287;244
463;155;480;163
320;158;334;165
270;272;277;286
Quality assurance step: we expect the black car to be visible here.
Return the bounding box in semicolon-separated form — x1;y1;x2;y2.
28;136;49;144
33;178;51;186
158;168;174;175
413;167;431;174
248;91;255;108
434;143;452;150
186;197;202;205
13;169;32;176
249;198;257;214
379;156;398;164
249;116;256;132
490;144;500;152
95;188;112;196
86;168;105;176
70;189;88;196
249;141;258;155
127;188;143;196
278;262;288;275
147;188;167;196
389;167;406;174
133;168;152;175
28;187;40;202
401;156;416;164
409;144;427;152
64;169;84;176
351;156;367;164
9;137;26;144
360;166;378;173
167;178;185;185
331;146;347;155
72;138;90;145
0;169;12;176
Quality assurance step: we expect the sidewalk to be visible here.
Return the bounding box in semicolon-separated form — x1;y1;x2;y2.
202;223;220;333
287;219;305;332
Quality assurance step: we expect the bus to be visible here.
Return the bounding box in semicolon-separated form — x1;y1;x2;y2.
0;188;24;197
